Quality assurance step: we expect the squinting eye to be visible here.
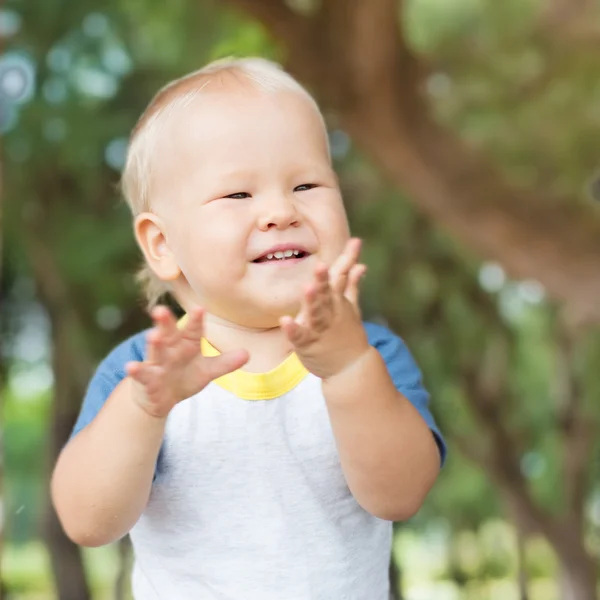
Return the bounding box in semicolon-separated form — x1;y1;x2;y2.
294;183;318;192
224;192;251;199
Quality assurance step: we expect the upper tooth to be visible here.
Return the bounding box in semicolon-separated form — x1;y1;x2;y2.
267;253;274;259
274;251;284;259
293;250;299;256
283;250;294;258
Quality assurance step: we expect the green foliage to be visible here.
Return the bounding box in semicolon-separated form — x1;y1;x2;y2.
3;0;600;597
4;390;51;543
209;12;280;62
3;542;124;599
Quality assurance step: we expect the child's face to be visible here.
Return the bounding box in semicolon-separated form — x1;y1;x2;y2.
141;87;350;327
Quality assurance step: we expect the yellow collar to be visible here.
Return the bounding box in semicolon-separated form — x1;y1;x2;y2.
177;315;308;401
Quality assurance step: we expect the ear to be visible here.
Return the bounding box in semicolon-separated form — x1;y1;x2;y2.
134;212;181;282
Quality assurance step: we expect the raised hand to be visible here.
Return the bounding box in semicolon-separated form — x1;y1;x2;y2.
280;238;370;380
126;306;249;418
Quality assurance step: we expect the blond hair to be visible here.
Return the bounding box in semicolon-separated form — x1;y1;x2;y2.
120;57;321;309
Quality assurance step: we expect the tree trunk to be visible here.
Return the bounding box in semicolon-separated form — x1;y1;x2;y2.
515;527;529;600
42;305;91;600
115;537;133;600
23;206;92;600
0;404;4;600
388;556;404;600
553;528;598;600
560;562;598;600
0;375;6;600
44;510;90;600
0;357;5;598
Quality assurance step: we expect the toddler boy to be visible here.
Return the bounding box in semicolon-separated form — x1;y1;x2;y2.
51;57;446;600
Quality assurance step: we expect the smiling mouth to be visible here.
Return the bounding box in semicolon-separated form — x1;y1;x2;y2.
253;250;310;263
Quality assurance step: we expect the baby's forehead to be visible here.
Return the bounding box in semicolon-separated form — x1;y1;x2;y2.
158;84;328;151
177;84;319;124
145;69;315;128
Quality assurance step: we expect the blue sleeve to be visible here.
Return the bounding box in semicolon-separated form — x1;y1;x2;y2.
365;322;447;466
70;331;148;440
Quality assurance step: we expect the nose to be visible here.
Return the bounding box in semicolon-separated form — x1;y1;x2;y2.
257;193;300;231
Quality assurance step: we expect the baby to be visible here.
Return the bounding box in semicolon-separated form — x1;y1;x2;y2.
51;57;446;600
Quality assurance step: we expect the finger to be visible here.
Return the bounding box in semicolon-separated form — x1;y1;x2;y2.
313;263;330;293
330;238;362;295
181;306;205;345
302;282;327;331
126;361;157;386
151;305;179;347
280;315;309;347
345;263;367;308
146;330;167;365
126;361;143;378
303;284;318;328
305;276;333;331
203;349;249;381
294;282;315;327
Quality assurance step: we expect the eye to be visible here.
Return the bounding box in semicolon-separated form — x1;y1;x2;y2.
224;192;251;199
294;183;318;192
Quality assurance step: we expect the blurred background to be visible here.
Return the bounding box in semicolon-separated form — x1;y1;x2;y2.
2;0;600;598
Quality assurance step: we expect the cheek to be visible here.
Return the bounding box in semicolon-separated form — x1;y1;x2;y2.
310;199;350;254
176;209;251;275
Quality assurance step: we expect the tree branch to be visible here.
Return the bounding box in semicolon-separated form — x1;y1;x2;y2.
541;0;595;24
226;0;423;114
553;323;596;523
459;357;557;540
538;0;600;42
351;111;600;324
321;0;417;101
454;428;543;537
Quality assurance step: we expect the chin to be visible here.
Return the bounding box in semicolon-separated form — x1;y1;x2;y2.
271;300;303;320
258;294;303;321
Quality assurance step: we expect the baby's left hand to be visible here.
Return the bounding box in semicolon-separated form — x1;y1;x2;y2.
280;238;371;380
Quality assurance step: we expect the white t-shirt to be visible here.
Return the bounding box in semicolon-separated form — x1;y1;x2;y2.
71;323;445;600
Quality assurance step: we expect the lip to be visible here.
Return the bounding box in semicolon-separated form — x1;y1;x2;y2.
252;243;312;262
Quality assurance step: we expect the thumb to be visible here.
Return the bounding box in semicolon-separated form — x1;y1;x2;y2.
203;349;249;381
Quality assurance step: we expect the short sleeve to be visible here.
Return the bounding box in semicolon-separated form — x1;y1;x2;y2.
365;322;447;466
70;331;148;441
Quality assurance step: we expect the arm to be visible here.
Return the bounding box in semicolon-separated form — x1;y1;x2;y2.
51;308;248;548
51;331;162;547
322;342;441;522
280;239;445;522
51;377;166;547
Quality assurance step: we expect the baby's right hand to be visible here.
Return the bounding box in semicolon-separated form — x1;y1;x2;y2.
125;306;249;418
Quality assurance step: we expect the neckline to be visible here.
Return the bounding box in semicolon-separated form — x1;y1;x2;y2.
177;314;309;400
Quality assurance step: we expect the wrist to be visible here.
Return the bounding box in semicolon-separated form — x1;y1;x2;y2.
128;379;171;421
322;345;394;408
321;343;373;386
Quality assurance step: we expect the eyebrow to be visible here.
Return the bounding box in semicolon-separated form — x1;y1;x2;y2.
200;163;333;185
208;169;256;183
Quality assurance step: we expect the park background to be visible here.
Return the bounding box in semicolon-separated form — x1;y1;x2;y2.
1;0;600;598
